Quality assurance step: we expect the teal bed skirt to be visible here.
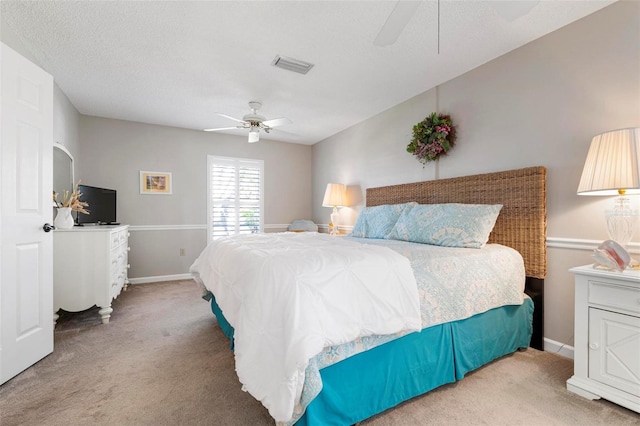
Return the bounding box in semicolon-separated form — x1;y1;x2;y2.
209;295;534;425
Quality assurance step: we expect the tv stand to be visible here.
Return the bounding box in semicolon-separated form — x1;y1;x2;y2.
53;225;130;325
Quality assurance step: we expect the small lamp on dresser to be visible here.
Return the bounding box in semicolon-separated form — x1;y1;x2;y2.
322;183;347;236
577;127;640;249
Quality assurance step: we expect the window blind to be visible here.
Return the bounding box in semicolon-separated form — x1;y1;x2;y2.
208;156;264;242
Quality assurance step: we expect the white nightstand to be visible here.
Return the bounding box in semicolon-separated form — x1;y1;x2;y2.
567;265;640;413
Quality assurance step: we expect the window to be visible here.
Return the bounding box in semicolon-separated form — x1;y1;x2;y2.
207;155;264;242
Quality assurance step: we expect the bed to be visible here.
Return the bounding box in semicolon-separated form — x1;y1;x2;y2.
190;166;547;425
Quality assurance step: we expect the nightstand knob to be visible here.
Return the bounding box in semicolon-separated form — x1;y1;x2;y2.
589;343;599;350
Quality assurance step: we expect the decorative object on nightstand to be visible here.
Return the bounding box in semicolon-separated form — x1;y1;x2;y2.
577;127;640;249
567;265;640;414
593;240;630;272
322;183;347;236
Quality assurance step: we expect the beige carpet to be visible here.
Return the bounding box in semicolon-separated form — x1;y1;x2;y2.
1;280;638;426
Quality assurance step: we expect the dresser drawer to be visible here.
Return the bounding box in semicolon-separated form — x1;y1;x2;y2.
111;229;129;249
119;230;129;245
110;250;127;298
111;231;121;248
589;280;640;315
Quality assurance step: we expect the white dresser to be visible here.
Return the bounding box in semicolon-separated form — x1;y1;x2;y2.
567;265;640;413
53;225;130;324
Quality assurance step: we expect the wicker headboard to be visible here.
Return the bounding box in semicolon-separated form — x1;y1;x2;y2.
366;166;547;279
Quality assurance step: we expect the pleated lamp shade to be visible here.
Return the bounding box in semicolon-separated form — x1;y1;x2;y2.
322;183;347;207
577;128;640;196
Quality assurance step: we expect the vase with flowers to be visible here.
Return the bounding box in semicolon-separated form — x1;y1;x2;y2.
53;181;89;229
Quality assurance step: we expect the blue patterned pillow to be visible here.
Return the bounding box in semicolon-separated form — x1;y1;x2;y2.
351;202;417;239
385;203;502;248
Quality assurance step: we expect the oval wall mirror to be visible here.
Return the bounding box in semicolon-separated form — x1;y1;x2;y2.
53;142;74;204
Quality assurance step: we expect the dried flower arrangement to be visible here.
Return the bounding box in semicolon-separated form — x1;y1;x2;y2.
407;112;457;164
53;181;90;215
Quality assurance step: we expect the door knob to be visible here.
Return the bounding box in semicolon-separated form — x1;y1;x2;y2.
43;223;55;232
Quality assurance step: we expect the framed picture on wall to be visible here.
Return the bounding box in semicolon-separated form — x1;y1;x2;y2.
140;171;172;195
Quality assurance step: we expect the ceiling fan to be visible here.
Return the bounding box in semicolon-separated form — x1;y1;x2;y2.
204;101;292;143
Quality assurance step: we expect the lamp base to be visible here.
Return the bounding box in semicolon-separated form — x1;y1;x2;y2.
330;208;340;236
606;194;638;248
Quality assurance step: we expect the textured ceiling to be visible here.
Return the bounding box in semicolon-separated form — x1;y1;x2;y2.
1;0;614;145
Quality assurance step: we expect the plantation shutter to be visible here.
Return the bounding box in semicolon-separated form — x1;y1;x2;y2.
208;156;264;242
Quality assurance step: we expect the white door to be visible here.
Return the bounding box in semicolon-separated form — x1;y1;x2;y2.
0;43;54;384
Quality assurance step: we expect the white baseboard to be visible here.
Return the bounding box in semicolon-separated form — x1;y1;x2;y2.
128;273;193;285
544;337;574;359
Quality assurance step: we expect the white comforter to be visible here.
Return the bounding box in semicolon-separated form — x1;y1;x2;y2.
190;232;421;422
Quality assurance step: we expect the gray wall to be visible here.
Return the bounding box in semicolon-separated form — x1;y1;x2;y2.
312;1;640;349
78;116;312;279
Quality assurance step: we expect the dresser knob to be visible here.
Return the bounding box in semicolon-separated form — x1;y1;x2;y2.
589;343;599;350
127;264;131;269
127;246;131;251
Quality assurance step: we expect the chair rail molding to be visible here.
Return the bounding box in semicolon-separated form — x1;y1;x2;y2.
127;227;639;255
547;236;640;254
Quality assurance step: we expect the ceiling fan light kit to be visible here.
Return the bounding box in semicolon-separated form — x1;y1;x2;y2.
204;101;292;143
248;125;260;143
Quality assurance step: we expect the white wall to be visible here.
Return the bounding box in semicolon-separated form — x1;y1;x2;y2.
312;1;640;348
1;14;81;161
78;116;312;279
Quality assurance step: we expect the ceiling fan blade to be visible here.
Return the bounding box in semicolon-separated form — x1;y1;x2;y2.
373;1;421;47
215;113;247;124
203;126;242;132
262;117;292;128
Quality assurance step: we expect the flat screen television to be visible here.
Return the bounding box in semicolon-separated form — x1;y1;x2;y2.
76;184;117;225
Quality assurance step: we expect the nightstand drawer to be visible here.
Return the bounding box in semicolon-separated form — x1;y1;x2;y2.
589;280;640;315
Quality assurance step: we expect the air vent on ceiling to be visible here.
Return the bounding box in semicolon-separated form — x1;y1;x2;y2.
271;55;314;75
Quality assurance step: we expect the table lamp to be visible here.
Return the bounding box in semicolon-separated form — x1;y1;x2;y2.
322;183;347;236
577;127;640;248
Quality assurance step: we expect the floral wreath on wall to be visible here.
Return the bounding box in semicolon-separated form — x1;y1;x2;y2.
406;112;457;164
